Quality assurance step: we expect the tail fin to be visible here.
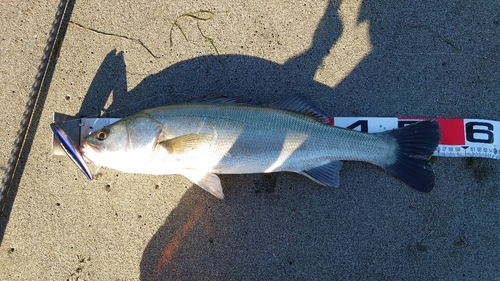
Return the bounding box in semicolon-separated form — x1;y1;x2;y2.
383;120;441;192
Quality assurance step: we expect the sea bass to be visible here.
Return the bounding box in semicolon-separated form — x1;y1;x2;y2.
81;97;441;199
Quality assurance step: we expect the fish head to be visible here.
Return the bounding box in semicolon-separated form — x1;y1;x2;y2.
80;122;130;167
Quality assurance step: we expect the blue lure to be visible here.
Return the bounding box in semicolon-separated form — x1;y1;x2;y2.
51;123;93;180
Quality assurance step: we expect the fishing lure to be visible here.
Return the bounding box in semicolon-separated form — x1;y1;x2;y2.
51;123;93;180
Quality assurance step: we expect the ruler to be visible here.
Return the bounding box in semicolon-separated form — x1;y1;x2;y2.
330;117;499;160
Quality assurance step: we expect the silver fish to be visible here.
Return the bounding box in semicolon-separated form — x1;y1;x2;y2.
81;97;441;199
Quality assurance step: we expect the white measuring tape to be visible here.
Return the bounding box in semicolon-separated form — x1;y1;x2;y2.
330;117;499;160
53;114;500;160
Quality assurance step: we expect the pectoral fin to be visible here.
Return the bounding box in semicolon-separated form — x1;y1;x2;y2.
158;134;212;154
301;161;343;187
182;170;224;199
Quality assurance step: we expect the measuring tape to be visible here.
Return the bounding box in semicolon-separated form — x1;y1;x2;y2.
330;117;499;160
52;114;499;160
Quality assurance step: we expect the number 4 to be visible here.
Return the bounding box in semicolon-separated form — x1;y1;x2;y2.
347;120;368;132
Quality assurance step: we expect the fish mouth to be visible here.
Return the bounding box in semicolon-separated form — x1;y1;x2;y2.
80;139;103;153
79;139;103;164
75;145;90;164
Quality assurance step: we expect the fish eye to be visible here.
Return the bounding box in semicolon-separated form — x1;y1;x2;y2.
96;129;109;141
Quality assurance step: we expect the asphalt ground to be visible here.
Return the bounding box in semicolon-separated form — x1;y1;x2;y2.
0;0;499;280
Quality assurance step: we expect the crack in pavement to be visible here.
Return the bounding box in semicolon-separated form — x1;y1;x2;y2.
68;20;159;58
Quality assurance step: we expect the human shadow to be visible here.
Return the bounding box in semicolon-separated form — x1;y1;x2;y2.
77;1;346;279
132;1;349;280
77;0;342;120
73;0;500;279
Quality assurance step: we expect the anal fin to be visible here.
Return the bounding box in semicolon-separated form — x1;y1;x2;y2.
182;170;224;199
301;161;343;187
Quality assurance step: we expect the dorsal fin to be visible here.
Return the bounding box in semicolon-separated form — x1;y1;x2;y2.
273;96;330;123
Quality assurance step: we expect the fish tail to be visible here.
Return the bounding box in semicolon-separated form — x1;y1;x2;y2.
382;120;441;192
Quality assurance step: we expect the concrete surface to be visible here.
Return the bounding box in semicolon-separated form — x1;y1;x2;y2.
0;0;499;280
